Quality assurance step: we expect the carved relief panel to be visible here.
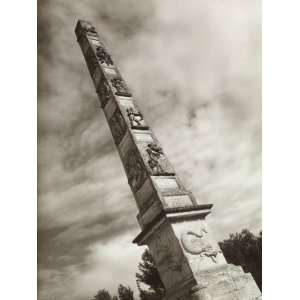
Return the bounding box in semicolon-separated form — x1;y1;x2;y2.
97;79;112;108
111;77;132;97
148;223;192;290
85;47;99;77
80;20;97;34
172;219;226;273
96;46;114;66
125;148;148;192
181;229;222;263
108;108;127;145
144;142;175;176
126;107;149;129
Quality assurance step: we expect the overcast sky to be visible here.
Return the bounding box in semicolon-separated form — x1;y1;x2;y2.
38;1;261;299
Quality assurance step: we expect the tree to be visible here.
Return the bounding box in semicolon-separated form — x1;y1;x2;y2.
93;289;117;300
219;229;262;291
136;249;165;300
118;284;134;300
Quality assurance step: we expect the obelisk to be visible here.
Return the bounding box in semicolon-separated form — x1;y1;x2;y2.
75;20;261;300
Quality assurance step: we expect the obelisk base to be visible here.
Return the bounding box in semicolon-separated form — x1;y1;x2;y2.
163;264;261;300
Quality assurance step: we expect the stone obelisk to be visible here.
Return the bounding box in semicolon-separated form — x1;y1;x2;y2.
75;20;261;300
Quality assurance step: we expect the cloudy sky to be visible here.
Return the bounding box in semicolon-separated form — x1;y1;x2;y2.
37;0;261;299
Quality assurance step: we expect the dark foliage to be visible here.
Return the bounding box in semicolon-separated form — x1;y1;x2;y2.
92;229;261;300
118;284;134;300
136;249;165;300
93;289;117;300
219;229;262;291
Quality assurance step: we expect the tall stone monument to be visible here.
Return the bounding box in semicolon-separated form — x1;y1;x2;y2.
75;20;261;300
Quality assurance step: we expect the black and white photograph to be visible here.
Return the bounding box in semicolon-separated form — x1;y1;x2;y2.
10;1;300;300
37;1;261;299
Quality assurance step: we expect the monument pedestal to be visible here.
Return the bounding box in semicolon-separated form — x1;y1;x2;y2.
134;207;261;300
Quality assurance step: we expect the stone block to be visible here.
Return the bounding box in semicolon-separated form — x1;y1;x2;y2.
137;198;163;229
133;132;154;143
163;195;193;208
117;97;135;107
134;178;155;210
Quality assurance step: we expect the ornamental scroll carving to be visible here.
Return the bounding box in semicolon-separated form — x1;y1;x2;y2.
125;149;147;192
146;143;174;176
111;78;132;97
109;109;127;145
96;46;113;66
181;228;221;263
126;107;148;129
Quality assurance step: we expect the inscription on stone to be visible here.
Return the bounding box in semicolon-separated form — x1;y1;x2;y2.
109;108;127;145
117;97;134;107
111;77;132;97
163;195;193;208
154;178;179;190
103;68;117;76
134;133;153;143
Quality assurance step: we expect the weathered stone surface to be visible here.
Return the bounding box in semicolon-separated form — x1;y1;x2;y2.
134;178;155;210
126;107;149;129
137;198;163;229
117;96;135;108
133;132;154;143
124;147;148;192
103;67;117;76
147;222;192;291
163;195;193;208
153;177;179;190
96;78;112;108
108;107;127;145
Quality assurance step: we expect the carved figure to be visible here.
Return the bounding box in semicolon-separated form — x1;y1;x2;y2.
96;46;113;65
86;48;98;76
146;143;167;175
181;229;221;263
126;107;148;129
98;80;111;107
126;150;147;192
111;78;131;97
109;109;127;145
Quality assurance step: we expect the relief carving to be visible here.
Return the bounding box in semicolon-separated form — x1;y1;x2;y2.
126;107;148;129
181;228;221;263
96;46;113;66
81;21;97;34
98;80;112;107
146;143;174;175
125;149;148;192
111;78;132;97
85;48;98;76
109;109;127;145
155;234;185;273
